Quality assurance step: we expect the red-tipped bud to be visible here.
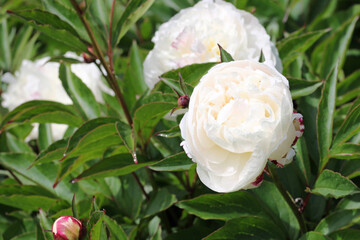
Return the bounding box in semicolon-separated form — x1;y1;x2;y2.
82;52;95;63
178;95;190;109
52;216;84;240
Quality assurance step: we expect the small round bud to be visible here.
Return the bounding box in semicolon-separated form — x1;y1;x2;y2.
82;52;95;63
177;95;190;109
52;216;84;240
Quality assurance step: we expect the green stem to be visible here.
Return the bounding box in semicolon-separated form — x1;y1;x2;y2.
69;0;133;126
268;166;307;234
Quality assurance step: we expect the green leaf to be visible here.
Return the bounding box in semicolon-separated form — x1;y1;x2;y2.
115;121;135;156
0;195;57;211
150;152;194;172
113;0;155;46
71;154;154;182
328;143;360;159
59;63;100;120
336;194;360;210
337;70;360;106
277;29;329;67
203;216;286;240
314;209;360;235
134;100;176;146
295;137;312;185
103;215;128;240
0;19;11;70
87;211;105;240
0;100;83;130
123;41;148;110
41;0;89;41
312;16;358;78
328;229;360;240
218;44;234;62
311;170;360;198
38;209;53;240
38;123;53;151
31;138;67;167
332;102;360;148
143;189;177;218
299;232;329;240
7;9;88;52
154;62;217;94
72;194;79;219
288;77;323;99
177;191;269;221
317;63;338;170
251;181;300;239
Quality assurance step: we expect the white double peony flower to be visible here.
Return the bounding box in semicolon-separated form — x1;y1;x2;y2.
1;53;112;140
180;60;303;193
143;0;282;89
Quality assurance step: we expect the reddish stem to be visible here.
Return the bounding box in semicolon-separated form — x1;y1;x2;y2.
108;0;115;73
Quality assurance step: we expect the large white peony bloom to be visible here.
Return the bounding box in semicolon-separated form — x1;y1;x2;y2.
1;54;112;140
144;0;282;89
180;60;303;193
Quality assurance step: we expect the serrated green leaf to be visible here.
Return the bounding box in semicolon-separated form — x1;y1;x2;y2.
317;63;338;170
143;189;177;218
71;154;154;182
311;170;360;198
113;0;155;46
203;216;286;240
150;152;194;172
103;215;128;240
177;191;269;221
314;209;360;235
59;63;100;120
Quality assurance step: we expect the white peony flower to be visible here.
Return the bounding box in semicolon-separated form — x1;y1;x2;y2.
179;60;303;193
144;0;282;89
1;53;113;140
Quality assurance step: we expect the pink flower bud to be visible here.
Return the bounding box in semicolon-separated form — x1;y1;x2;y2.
52;216;84;240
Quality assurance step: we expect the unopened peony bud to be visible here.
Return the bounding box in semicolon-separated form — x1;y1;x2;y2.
177;95;190;109
82;52;95;63
52;216;84;240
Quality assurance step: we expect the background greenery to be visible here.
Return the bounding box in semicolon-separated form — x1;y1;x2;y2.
0;0;359;239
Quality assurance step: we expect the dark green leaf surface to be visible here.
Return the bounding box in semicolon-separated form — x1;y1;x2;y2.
71;154;154;182
337;70;360;106
328;229;360;240
314;209;360;235
218;45;234;62
311;170;360;198
288;78;323;99
317;64;338;170
177;191;269;221
143;189;177;218
103;215;128;240
298;231;329;240
150;152;194;171
203;216;286;240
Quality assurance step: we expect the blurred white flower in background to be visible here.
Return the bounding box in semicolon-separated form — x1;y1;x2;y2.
144;0;282;89
1;53;112;140
180;60;303;193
